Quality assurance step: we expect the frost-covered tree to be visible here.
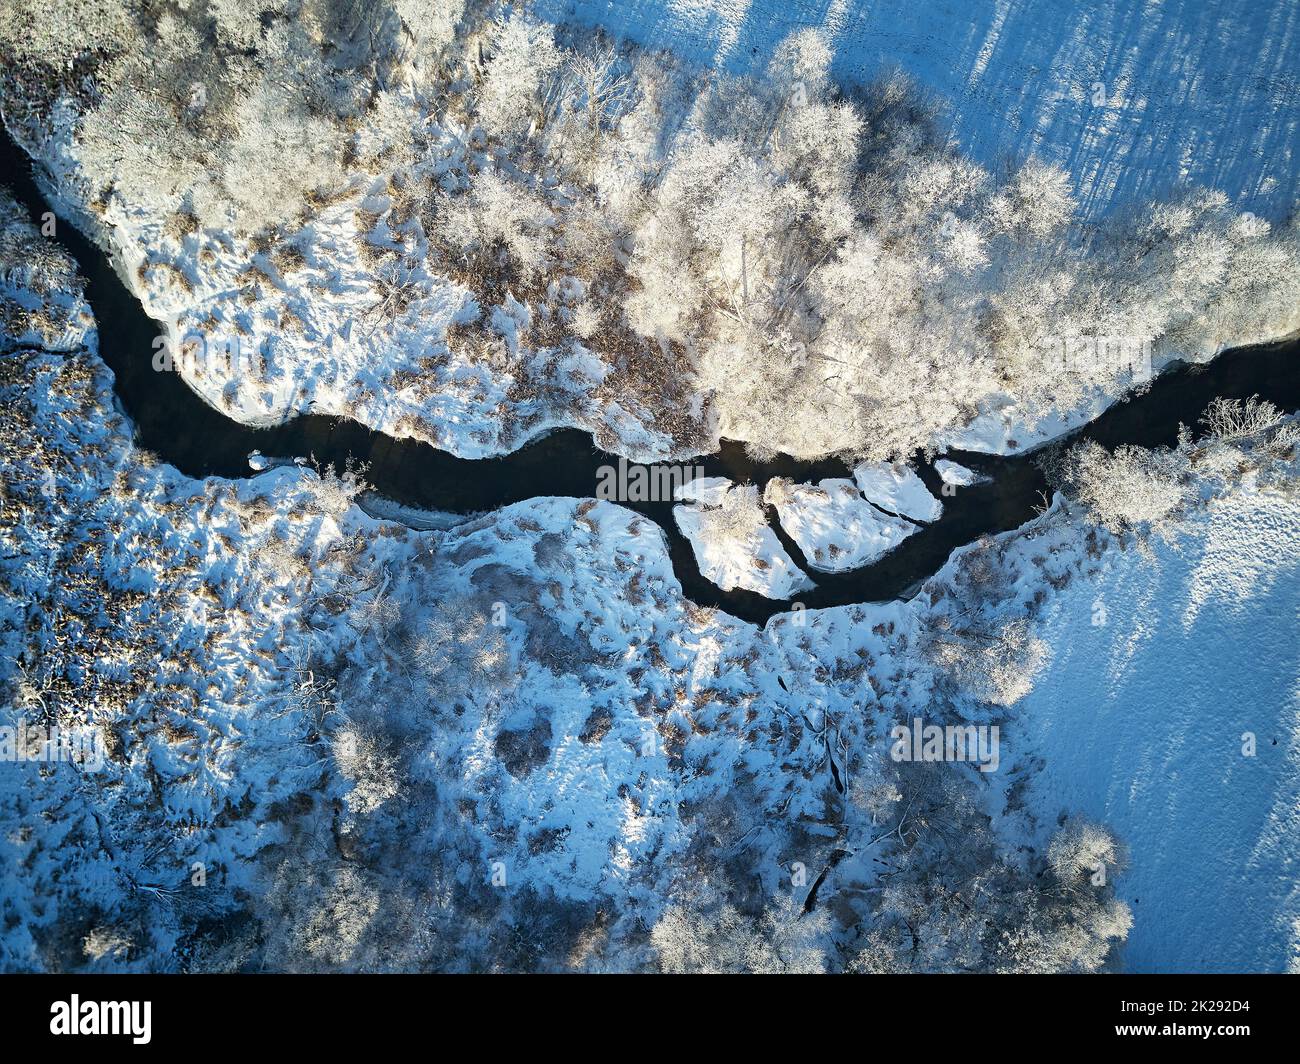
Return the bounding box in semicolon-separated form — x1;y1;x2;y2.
438;169;556;284
924;615;1048;706
405;594;511;708
304;458;369;518
651;894;828;974
391;0;465;65
333;721;403;815
476;13;563;142
1059;440;1188;535
920;535;1048;705
1200;395;1298;455
850;765;1131;973
686;482;770;559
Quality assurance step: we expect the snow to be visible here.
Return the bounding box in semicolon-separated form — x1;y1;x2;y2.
673;480;815;598
673;475;732;506
1007;484;1300;972
853;460;942;522
538;0;1300;225
939;386;1131;455
0;376;362;968
765;477;919;572
354;494;472;531
934;459;986;486
5;1;1300;973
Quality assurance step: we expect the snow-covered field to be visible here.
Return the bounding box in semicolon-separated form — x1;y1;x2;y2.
538;0;1300;223
1010;485;1300;972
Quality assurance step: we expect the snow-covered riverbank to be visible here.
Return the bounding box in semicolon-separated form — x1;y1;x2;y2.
4;0;1297;467
0;185;1146;970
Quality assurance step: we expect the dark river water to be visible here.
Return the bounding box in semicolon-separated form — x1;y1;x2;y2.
3;129;1298;624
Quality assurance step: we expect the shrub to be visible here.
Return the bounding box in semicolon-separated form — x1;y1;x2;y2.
1059;440;1187;534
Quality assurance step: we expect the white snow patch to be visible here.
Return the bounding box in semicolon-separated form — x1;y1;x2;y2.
673;480;814;598
765;478;918;572
673;475;732;506
934;459;987;486
853;461;942;522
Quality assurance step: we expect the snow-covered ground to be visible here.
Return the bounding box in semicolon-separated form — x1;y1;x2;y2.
4;0;1299;976
7;184;1295;967
765;476;918;572
853;461;943;522
1;189;370;967
11;102;646;459
1008;484;1300;972
673;478;814;597
939;386;1126;456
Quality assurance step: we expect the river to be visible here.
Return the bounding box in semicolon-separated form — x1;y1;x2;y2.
2;128;1297;624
